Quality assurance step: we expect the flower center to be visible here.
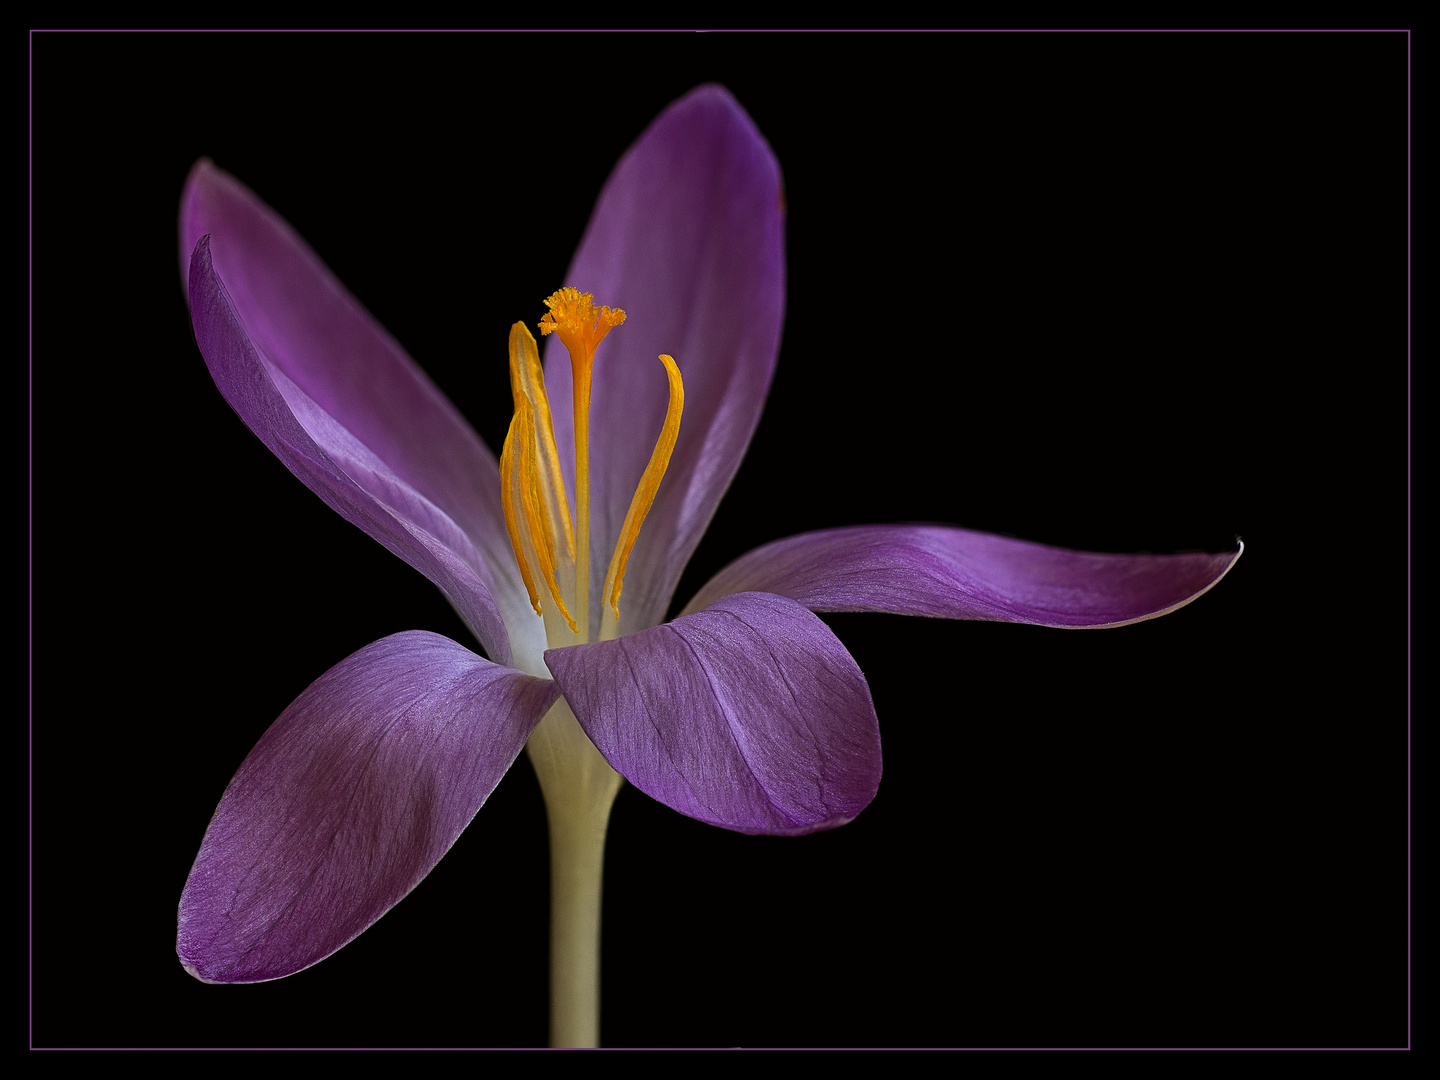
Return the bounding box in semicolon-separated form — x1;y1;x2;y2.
500;288;684;644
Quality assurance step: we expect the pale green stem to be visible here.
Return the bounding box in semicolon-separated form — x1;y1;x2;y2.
526;698;623;1048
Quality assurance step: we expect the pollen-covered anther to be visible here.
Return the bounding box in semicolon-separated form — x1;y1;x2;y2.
603;353;684;621
500;322;577;634
538;287;626;362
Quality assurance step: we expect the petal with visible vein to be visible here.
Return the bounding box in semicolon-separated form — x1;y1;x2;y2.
187;234;529;665
546;592;881;836
683;525;1242;628
181;161;540;664
176;631;559;984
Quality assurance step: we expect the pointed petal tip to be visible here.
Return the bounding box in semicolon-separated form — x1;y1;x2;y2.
179;957;226;986
673;82;748;120
178;158;229;281
1076;536;1242;630
182;155;218;191
685;526;1243;629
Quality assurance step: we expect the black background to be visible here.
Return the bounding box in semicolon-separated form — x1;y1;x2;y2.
31;31;1407;1049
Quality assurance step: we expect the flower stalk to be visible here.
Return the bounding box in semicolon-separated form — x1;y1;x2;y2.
527;699;623;1048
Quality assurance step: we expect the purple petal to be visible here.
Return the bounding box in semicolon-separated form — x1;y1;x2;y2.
177;631;559;984
545;86;786;637
180;162;539;664
683;525;1243;627
186;232;528;665
545;592;880;836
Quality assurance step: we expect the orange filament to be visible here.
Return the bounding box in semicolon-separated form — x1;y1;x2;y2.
539;289;626;638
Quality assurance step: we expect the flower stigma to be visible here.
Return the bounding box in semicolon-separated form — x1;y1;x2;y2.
501;289;684;646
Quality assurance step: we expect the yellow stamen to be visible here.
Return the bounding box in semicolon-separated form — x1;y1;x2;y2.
501;323;577;633
509;323;575;560
603;354;684;621
498;413;543;616
499;287;682;640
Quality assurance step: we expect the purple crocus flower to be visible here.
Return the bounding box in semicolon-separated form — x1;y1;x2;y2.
177;85;1239;1007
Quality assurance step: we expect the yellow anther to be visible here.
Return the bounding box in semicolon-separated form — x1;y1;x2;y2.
508;323;575;561
498;414;542;616
500;323;577;633
603;354;684;621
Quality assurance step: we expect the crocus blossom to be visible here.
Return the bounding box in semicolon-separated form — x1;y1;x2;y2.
176;85;1240;987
